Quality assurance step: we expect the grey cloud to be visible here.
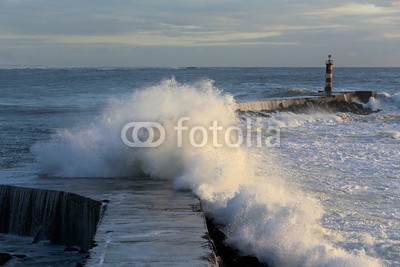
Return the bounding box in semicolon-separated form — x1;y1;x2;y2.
0;0;398;66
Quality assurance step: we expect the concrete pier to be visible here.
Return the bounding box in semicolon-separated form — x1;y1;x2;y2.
236;91;377;112
0;176;216;266
85;179;216;267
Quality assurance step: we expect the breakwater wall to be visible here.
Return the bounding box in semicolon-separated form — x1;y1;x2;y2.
0;185;102;251
0;177;217;266
236;91;377;112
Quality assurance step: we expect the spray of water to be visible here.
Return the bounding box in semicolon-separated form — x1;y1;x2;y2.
32;78;382;266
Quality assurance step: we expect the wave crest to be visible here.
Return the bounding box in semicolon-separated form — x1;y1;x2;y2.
31;78;382;266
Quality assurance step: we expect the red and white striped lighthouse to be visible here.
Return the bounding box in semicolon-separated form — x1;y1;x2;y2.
325;55;333;94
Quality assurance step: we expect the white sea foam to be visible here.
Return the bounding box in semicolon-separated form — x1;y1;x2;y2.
287;87;318;94
379;92;400;112
390;131;400;139
363;97;380;112
392;93;400;104
32;78;382;266
261;112;343;128
380;92;391;98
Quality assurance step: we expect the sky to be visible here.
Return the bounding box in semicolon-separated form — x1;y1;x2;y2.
0;0;399;67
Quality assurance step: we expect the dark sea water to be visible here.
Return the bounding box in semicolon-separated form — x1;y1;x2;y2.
0;67;399;266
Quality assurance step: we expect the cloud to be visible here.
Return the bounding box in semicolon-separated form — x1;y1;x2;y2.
260;24;351;32
160;23;202;30
306;2;399;17
328;3;384;15
384;32;400;38
0;0;399;66
0;30;286;47
368;16;400;25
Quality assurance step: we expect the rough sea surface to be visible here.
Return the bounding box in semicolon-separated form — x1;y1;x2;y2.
0;67;399;266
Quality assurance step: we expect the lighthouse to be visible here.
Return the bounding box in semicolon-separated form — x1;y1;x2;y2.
325;55;333;94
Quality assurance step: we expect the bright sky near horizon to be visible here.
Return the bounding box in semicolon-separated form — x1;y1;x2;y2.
0;0;399;67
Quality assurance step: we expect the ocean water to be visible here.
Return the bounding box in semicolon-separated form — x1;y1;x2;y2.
0;67;399;266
